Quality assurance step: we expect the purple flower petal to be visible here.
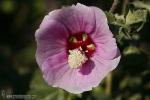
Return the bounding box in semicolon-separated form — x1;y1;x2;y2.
35;19;69;66
42;52;69;86
90;6;113;39
94;37;120;60
47;3;96;34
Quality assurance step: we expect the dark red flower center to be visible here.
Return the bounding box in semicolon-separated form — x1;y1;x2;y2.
67;32;96;58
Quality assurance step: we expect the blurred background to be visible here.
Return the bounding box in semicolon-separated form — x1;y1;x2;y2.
0;0;150;100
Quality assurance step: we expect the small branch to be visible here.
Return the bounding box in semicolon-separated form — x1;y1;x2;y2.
105;72;112;95
109;0;119;13
122;0;129;14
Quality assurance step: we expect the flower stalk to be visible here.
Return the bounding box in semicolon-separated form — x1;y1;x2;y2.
105;72;112;95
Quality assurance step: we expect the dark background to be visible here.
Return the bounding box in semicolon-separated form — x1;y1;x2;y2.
0;0;150;100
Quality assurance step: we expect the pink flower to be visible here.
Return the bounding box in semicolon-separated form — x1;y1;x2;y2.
35;3;121;94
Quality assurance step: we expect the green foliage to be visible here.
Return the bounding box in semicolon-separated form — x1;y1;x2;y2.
123;46;140;55
106;8;148;45
132;0;150;13
126;10;147;25
27;70;67;100
126;9;147;32
0;0;15;13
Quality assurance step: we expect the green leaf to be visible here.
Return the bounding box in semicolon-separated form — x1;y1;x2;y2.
132;0;150;13
116;28;126;45
105;12;116;24
105;12;126;27
123;46;140;55
113;14;126;27
126;10;147;25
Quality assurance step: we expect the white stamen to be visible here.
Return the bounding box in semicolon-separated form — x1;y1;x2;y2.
68;49;88;68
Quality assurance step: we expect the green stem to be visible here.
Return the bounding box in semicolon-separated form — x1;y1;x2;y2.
122;0;129;14
105;72;112;95
109;0;119;13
